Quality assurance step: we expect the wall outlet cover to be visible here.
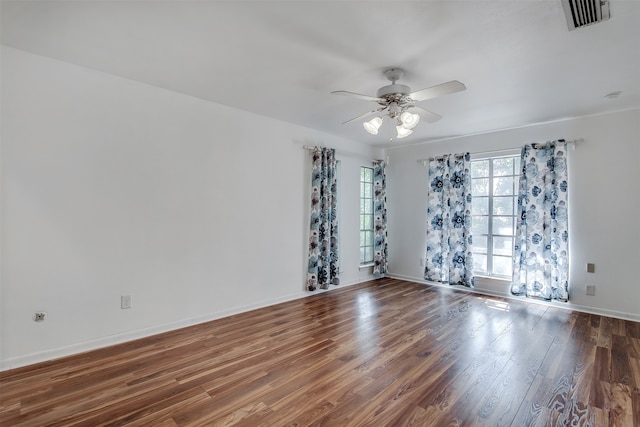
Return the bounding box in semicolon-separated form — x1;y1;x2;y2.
121;295;132;309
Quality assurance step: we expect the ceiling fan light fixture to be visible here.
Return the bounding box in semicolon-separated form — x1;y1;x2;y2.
333;68;467;140
400;111;420;129
396;125;413;139
363;117;383;135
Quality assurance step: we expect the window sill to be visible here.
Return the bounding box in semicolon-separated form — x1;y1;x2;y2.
474;274;510;283
359;263;374;270
474;275;511;294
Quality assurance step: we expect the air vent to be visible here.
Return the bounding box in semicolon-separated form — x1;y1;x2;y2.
561;0;610;30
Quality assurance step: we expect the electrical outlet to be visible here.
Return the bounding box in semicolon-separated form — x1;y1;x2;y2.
586;263;595;273
33;312;46;322
121;295;131;309
586;285;596;296
420;258;425;267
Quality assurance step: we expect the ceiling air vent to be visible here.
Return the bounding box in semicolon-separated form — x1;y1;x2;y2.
561;0;610;30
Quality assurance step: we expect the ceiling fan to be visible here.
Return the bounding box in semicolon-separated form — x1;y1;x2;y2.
332;69;466;139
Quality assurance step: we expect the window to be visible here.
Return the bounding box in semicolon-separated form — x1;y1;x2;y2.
470;155;520;278
360;166;374;265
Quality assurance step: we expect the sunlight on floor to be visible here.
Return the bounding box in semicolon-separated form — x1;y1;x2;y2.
484;299;511;312
357;292;378;319
355;292;380;350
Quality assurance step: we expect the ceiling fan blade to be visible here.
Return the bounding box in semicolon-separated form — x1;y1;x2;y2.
411;106;442;123
408;80;467;102
342;107;387;124
331;90;383;103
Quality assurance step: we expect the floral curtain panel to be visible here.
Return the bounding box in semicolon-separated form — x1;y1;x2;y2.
512;141;569;301
425;153;474;287
307;147;340;291
373;161;388;276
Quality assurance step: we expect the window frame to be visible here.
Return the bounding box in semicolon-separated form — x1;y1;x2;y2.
470;151;521;279
359;165;374;266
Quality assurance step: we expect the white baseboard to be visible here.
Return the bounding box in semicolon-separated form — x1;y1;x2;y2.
0;276;374;372
387;273;640;323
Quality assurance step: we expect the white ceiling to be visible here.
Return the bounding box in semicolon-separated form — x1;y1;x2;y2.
2;1;639;147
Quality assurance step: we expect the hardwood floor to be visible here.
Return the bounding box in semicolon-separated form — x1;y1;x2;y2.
1;278;638;426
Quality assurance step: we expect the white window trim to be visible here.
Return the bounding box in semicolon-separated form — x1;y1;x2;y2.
471;151;521;279
471;148;520;160
359;165;374;266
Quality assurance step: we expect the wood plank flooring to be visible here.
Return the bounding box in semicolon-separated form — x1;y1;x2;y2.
1;278;639;426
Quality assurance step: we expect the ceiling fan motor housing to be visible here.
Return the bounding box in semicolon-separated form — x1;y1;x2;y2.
376;83;411;98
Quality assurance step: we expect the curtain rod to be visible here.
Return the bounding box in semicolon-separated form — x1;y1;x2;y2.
302;145;384;163
417;138;583;165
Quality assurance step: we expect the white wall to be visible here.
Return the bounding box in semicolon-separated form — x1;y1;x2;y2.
0;46;381;370
386;108;640;320
3;45;638;371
